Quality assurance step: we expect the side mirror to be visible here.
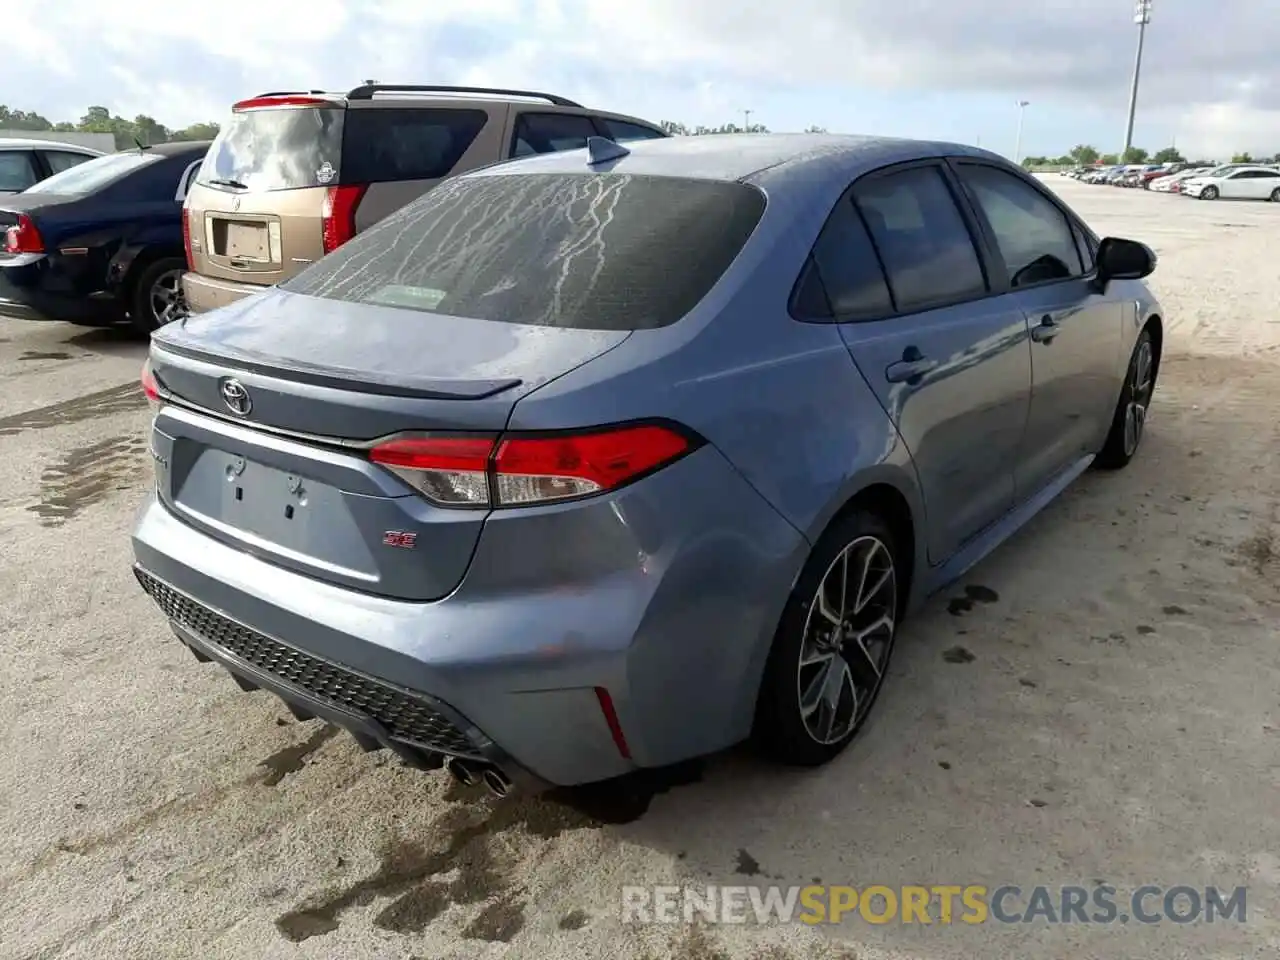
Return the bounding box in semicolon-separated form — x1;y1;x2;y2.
1095;236;1156;289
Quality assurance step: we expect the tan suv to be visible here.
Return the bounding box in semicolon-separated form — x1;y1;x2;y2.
182;83;669;314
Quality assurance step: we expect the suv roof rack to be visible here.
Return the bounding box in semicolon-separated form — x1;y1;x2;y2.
251;89;334;98
345;83;582;108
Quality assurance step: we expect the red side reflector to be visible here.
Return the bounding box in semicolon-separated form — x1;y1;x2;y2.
321;184;368;254
3;214;43;254
233;95;331;111
594;687;632;760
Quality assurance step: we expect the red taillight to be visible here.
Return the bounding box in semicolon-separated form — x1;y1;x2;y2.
181;201;194;268
321;184;367;254
233;95;330;111
367;422;696;509
3;214;43;254
141;359;162;408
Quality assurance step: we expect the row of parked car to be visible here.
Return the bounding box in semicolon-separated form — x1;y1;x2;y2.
0;84;669;334
1062;161;1280;201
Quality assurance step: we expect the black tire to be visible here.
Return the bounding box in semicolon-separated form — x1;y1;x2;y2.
1201;185;1219;201
128;257;187;335
1271;187;1280;202
753;509;901;766
1097;327;1157;470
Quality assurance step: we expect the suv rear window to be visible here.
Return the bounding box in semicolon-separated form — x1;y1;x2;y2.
341;108;488;182
198;106;344;192
283;173;766;330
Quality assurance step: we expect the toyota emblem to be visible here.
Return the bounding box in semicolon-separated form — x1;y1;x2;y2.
220;378;252;416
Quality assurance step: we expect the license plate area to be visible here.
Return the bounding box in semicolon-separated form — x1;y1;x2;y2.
212;219;269;261
174;447;341;552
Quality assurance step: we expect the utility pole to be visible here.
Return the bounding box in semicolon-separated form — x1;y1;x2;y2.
1014;100;1030;165
1123;0;1152;160
743;109;752;132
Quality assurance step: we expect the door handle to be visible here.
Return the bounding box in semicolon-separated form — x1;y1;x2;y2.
1030;315;1060;343
885;354;938;383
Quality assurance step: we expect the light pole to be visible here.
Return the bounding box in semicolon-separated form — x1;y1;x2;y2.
742;109;753;132
1013;100;1029;165
1122;0;1152;160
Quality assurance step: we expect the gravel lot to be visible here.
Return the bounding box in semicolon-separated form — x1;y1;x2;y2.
2;178;1278;960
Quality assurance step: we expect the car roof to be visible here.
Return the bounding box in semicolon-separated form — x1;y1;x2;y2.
462;133;1016;186
136;140;213;157
0;138;105;154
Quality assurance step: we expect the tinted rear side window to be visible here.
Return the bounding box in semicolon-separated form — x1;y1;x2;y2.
283;173;766;331
853;166;986;312
600;119;667;142
198;106;344;191
0;151;38;191
341;108;488;182
807;198;893;319
512;113;597;156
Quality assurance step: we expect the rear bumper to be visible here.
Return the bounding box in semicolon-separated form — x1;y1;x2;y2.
130;444;807;787
182;270;269;314
0;261;120;324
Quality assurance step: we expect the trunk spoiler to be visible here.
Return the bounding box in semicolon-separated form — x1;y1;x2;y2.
150;340;522;401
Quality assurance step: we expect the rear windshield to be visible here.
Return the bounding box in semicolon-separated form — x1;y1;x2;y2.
197;106;344;192
281;173;767;331
23;151;159;195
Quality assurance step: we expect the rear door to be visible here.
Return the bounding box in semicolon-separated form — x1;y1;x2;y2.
0;149;40;193
951;160;1123;498
809;161;1032;563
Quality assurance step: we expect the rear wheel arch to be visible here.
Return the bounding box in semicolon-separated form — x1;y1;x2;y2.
827;483;917;617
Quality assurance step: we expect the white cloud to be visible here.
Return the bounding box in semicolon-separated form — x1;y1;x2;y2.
3;0;1279;156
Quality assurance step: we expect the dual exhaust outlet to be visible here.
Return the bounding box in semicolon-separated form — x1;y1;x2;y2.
445;756;514;798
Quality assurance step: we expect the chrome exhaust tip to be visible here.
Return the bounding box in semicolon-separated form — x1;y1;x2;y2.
446;756;481;787
482;767;513;798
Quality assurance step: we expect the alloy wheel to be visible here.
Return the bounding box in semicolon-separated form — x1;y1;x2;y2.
1123;337;1154;457
1271;188;1280;202
796;535;896;745
149;269;187;326
1203;186;1218;200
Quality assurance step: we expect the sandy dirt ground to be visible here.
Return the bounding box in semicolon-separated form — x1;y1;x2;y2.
1;177;1278;960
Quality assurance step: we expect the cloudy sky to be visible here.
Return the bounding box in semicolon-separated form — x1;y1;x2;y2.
7;0;1278;159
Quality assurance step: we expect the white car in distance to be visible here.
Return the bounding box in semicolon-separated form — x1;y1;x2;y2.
1181;164;1280;201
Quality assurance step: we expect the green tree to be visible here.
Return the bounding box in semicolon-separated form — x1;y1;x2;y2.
1069;144;1100;165
1152;146;1184;163
1121;146;1149;163
169;122;220;142
1021;155;1050;168
1100;153;1119;164
1231;151;1253;163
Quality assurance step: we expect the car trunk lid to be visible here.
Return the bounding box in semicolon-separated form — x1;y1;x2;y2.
147;289;629;601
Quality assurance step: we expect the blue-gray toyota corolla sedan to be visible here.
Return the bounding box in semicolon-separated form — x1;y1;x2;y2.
132;134;1162;795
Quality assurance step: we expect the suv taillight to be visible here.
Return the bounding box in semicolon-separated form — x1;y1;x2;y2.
368;423;699;508
3;214;43;254
321;184;367;254
181;200;194;268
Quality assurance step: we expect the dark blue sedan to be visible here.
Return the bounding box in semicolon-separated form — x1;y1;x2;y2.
0;140;210;333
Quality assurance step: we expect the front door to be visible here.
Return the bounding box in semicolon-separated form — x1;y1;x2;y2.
808;161;1033;563
951;161;1125;500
